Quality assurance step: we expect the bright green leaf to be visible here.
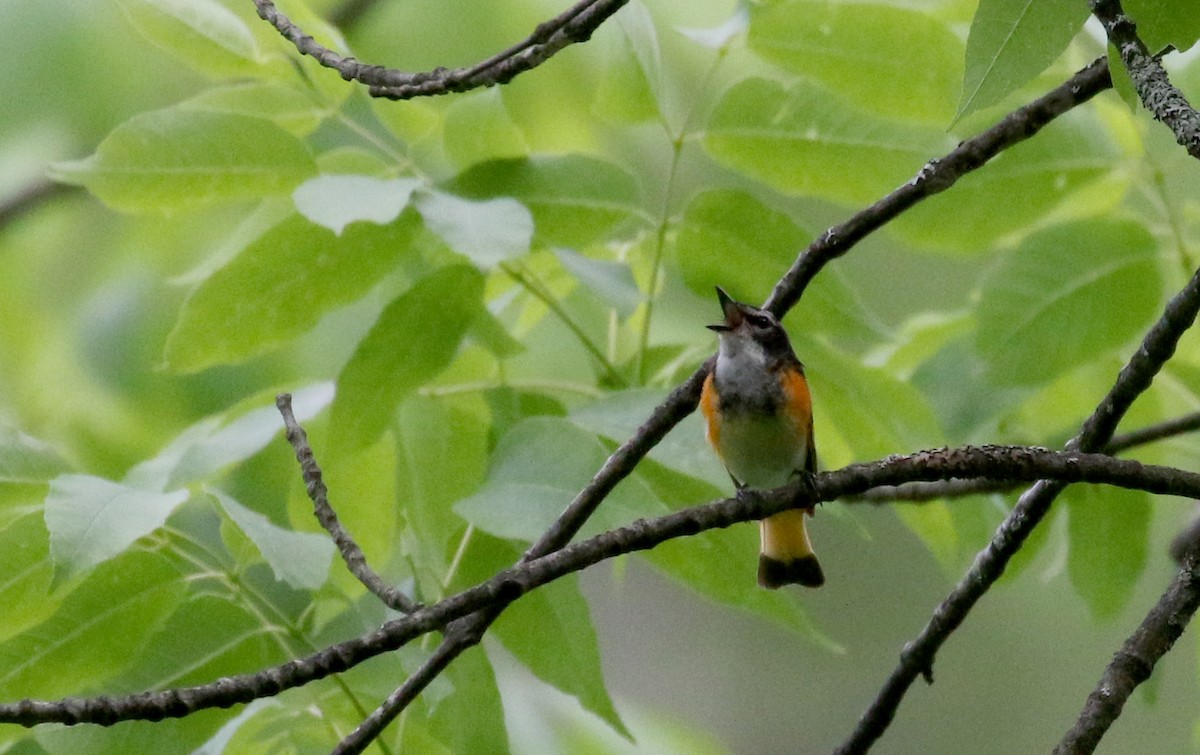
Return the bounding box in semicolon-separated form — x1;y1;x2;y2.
704;78;954;205
0;513;56;645
0;424;71;483
890;110;1121;252
1066;486;1150;619
448;156;644;248
957;0;1089;120
0;550;185;699
1124;0;1200;53
115;0;266;78
292;175;421;236
45;475;189;579
415;190;533;269
332;266;485;450
750;0;963;124
400;643;509;753
443;89;529;168
977;220;1161;386
211;490;334;590
164;211;422;372
183;81;333;136
593;2;661;124
674;189;890;346
50;108;316;213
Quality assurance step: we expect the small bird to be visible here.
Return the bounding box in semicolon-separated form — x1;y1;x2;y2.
700;287;824;589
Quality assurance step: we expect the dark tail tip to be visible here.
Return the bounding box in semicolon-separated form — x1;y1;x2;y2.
758;554;825;589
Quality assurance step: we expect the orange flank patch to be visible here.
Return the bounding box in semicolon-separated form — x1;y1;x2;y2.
700;372;721;448
777;364;816;476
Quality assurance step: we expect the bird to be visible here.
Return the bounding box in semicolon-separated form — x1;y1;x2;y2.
699;286;824;589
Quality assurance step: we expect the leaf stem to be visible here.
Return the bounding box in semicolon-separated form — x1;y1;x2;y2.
501;260;627;386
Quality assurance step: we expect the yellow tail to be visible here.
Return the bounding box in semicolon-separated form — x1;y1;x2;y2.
758;509;824;589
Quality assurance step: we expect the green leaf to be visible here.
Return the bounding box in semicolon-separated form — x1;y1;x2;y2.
553;247;642;317
704;78;954;205
115;0;268;78
332;266;485;450
1108;42;1140;111
957;0;1089;120
292;175;421;236
448;156;644;248
50;108;316;213
593;1;662;124
125;383;333;491
1066;486;1150;619
454;417;663;542
0;423;71;483
45;475;189;580
570;389;729;489
117;596;284;689
164;211;421;372
0;550;185;699
1124;0;1200;53
183;81;333;136
749;0;963;124
0;513;56;645
415;190;533;269
211;490;334;590
976;220;1161;386
392;396;489;588
454;535;630;739
674;189;890;346
443;89;529;168
890;110;1122;252
400;643;509;754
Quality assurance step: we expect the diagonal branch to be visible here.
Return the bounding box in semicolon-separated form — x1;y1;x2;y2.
251;0;629;100
1089;0;1200;159
340;54;1117;750
1054;548;1200;754
4;444;1200;728
837;261;1200;754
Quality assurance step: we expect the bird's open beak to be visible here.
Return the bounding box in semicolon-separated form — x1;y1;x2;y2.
707;286;741;332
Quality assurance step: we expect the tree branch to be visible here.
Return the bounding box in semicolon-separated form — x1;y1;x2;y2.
342;54;1116;749
3;445;1200;728
1054;548;1200;754
277;394;420;614
251;0;630;100
857;410;1200;503
1089;0;1200;159
837;261;1200;754
764;56;1112;316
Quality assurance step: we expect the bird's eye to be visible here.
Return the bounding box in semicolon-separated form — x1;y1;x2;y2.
746;313;772;328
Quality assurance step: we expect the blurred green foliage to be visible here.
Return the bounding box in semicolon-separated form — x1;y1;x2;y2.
2;0;1200;752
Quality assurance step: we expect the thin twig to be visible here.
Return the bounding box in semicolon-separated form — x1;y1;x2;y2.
837;263;1200;754
252;0;630;100
1054;549;1200;754
277;394;421;614
4;444;1200;728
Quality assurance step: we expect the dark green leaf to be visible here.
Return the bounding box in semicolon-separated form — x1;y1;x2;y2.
165;211;423;372
332;265;485;450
